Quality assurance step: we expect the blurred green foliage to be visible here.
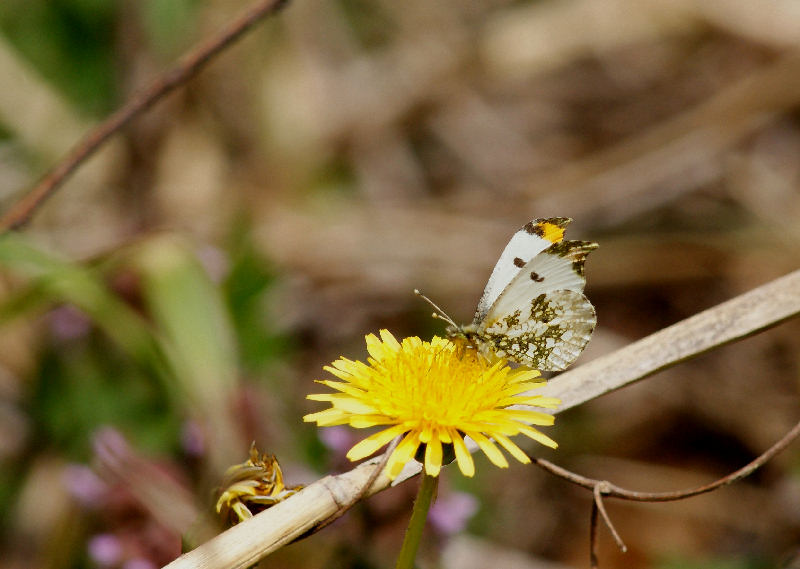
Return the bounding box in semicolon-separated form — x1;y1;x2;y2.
0;222;289;478
224;221;292;375
0;0;201;115
337;0;394;50
0;219;304;569
33;332;178;459
0;0;118;114
141;0;201;57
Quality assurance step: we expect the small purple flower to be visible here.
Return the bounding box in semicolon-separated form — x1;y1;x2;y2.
429;491;479;535
62;464;108;507
181;420;206;457
92;427;131;470
318;426;355;455
196;245;230;283
88;533;123;567
49;305;91;341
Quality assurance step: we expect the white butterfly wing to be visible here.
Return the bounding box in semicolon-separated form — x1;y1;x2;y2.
474;217;572;322
472;239;598;371
479;240;597;320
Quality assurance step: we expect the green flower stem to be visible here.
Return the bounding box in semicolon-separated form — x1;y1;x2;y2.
395;473;439;569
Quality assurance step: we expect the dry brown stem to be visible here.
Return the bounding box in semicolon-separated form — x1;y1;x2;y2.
0;0;289;232
534;417;800;501
533;417;800;567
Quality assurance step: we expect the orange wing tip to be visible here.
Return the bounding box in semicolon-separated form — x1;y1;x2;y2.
523;217;571;244
540;222;566;243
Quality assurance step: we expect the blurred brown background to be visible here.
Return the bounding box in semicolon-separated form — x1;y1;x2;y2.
0;1;799;568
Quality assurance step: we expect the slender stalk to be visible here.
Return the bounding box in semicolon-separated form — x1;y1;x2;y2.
395;474;438;569
0;0;290;232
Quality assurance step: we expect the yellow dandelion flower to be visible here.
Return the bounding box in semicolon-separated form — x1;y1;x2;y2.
304;330;561;479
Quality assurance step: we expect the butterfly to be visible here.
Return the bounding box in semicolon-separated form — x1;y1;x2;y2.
418;217;597;371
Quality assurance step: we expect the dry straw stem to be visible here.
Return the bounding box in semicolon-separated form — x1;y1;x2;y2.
164;457;392;569
539;268;800;410
163;269;800;569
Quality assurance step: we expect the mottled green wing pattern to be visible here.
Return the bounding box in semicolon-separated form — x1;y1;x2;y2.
475;289;596;371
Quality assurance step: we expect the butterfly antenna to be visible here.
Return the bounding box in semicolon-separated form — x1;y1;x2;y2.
414;289;458;328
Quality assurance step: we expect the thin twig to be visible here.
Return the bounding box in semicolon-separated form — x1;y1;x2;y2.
0;0;290;232
533;417;800;567
533;416;800;502
593;483;627;552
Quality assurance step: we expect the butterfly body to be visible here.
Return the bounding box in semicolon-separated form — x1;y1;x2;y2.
445;218;597;371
